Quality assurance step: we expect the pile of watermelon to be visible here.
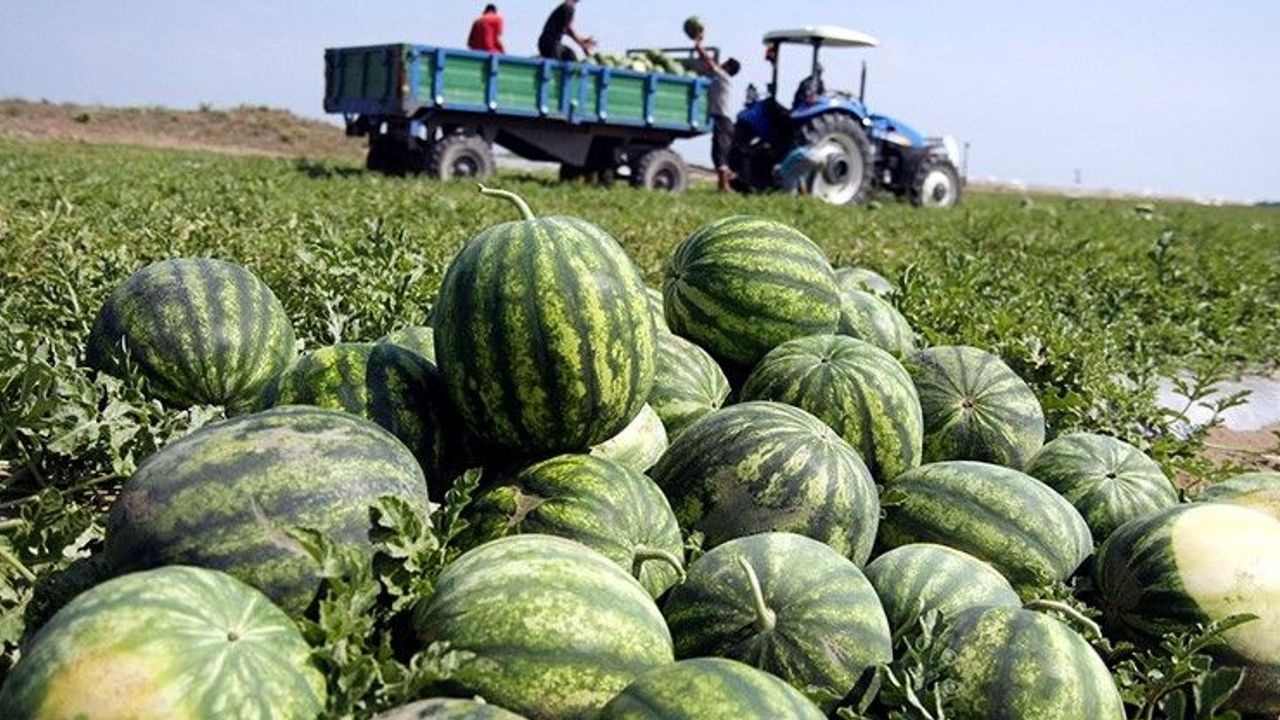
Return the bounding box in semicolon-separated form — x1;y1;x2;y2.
5;186;1279;719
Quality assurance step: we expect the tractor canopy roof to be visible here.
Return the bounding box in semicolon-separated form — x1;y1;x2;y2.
763;26;879;48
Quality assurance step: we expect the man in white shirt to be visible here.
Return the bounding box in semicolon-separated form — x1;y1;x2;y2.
694;36;740;193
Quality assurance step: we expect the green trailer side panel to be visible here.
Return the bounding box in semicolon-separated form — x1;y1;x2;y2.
325;45;404;109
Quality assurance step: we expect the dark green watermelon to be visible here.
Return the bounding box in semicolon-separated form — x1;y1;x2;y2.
650;401;879;564
864;543;1020;639
87;257;296;414
740;334;922;483
663;216;839;368
103;406;430;616
373;698;527;719
663;533;891;709
836;288;915;358
648;331;730;441
380;325;437;366
598;658;825;719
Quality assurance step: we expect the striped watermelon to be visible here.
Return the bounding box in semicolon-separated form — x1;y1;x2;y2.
836;289;915;358
835;266;895;298
650;401;880;564
1025;432;1178;541
905;345;1045;469
864;543;1020;639
1096;503;1280;715
645;286;670;332
374;699;527;719
590;403;668;473
433;188;656;455
599;658;825;720
412;535;673;720
941;606;1125;720
87;257;296;414
103;405;430;616
267;342;472;497
380;325;436;365
0;566;324;719
663;216;840;369
740;334;922;483
648;331;730;441
663;533;891;709
464;454;685;597
1197;471;1280;520
879;461;1092;594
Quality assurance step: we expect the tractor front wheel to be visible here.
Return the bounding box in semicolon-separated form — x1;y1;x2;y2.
794;113;875;206
911;158;963;208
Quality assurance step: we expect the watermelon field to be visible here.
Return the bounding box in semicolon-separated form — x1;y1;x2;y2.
2;137;1280;719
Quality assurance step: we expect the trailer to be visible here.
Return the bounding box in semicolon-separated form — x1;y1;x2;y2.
324;44;712;191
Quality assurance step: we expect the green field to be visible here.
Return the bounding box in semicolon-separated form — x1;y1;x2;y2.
2;138;1279;710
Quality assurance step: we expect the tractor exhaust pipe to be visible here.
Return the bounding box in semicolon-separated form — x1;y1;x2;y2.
859;61;867;105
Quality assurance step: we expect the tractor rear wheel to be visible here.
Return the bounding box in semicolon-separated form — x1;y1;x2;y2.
631;148;688;193
427;133;496;181
911;158;963;208
794;113;875;206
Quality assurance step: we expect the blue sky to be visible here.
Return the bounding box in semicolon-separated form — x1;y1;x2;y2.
3;1;1277;201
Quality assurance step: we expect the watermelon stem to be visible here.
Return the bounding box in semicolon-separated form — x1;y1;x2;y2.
736;556;777;632
0;543;35;583
1025;599;1103;639
631;546;686;582
478;184;536;221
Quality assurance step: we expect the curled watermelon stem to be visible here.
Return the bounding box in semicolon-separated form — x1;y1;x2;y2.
478;184;536;221
632;546;686;582
736;556;777;633
1025;599;1103;640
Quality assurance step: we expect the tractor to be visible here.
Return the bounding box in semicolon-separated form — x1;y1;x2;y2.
729;26;964;208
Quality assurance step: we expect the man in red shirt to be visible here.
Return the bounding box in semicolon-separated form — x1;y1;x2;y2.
467;4;505;54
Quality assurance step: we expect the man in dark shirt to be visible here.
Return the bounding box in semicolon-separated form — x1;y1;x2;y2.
538;0;594;61
467;5;505;54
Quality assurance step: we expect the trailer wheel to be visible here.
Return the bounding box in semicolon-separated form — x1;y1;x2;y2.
428;134;495;181
631;149;687;193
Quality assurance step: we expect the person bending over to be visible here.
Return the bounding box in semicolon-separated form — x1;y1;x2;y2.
538;0;595;61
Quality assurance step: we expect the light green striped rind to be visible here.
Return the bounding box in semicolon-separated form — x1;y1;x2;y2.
942;606;1124;720
463;454;685;597
373;698;528;720
663;216;840;368
103;405;430;616
87;257;296;414
741;335;922;483
0;566;324;720
1026;432;1177;541
598;658;826;720
905;345;1045;469
835;266;895;298
413;535;674;720
1197;471;1280;521
663;533;891;709
590;403;668;473
648;331;731;441
434;214;657;454
879;461;1092;595
645;286;670;332
864;543;1020;639
651;401;880;564
1096;503;1280;715
836;289;915;358
380;325;437;366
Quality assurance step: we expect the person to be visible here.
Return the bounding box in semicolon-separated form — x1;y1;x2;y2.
775;143;838;195
693;35;740;193
467;5;505;54
793;63;826;109
538;0;594;61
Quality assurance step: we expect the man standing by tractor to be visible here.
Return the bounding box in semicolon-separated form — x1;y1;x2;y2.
467;4;505;54
693;34;740;193
538;0;595;61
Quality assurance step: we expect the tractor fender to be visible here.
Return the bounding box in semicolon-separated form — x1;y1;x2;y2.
789;98;871;126
868;113;926;149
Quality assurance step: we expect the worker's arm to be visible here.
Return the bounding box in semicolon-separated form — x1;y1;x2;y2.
495;16;506;53
693;37;720;74
566;23;595;53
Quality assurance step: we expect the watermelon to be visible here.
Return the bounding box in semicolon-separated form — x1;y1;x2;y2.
905;345;1045;469
663;216;839;369
0;566;324;719
590;403;668;473
864;543;1020;639
1025;432;1177;541
836;288;915;358
645;286;669;332
374;699;526;720
86;257;296;414
648;331;730;441
663;533;891;709
380;325;436;365
266;342;472;498
682;16;705;41
1096;503;1280;715
433;187;656;455
412;535;673;720
740;334;922;483
1197;471;1280;520
650;401;880;564
879;461;1092;594
463;454;685;597
103;405;430;616
941;606;1125;720
599;658;825;720
835;266;895;298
